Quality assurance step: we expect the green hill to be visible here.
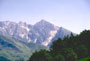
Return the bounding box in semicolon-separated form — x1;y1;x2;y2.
0;35;47;61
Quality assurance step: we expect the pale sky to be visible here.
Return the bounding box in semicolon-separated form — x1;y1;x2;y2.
0;0;90;34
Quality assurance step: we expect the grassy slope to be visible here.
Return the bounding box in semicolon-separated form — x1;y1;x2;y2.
0;35;31;61
0;35;47;61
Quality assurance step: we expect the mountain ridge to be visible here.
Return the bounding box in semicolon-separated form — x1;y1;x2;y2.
0;20;75;46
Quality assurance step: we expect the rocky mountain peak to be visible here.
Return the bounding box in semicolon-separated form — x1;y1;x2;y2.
34;19;52;26
39;19;47;22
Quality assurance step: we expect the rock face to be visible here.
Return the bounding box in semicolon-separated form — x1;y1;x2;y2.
33;20;59;46
0;20;74;46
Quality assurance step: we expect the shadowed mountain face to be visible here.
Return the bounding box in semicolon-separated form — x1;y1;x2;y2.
52;27;73;40
0;20;75;46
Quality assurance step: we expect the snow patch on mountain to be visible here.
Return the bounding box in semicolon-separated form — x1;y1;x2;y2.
42;29;59;46
19;33;25;38
21;26;30;31
34;38;37;43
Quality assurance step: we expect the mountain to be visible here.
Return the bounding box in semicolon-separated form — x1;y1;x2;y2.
0;20;75;46
0;20;76;60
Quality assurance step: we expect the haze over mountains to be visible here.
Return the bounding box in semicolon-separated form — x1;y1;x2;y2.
0;20;74;46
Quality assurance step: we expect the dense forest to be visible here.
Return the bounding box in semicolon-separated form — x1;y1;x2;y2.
28;30;90;61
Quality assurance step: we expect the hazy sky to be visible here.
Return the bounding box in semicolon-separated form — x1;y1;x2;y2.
0;0;90;34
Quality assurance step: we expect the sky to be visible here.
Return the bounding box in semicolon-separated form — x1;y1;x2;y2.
0;0;90;34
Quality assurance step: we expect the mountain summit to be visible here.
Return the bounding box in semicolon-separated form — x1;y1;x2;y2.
34;19;55;27
36;19;48;24
33;20;59;46
0;20;74;46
